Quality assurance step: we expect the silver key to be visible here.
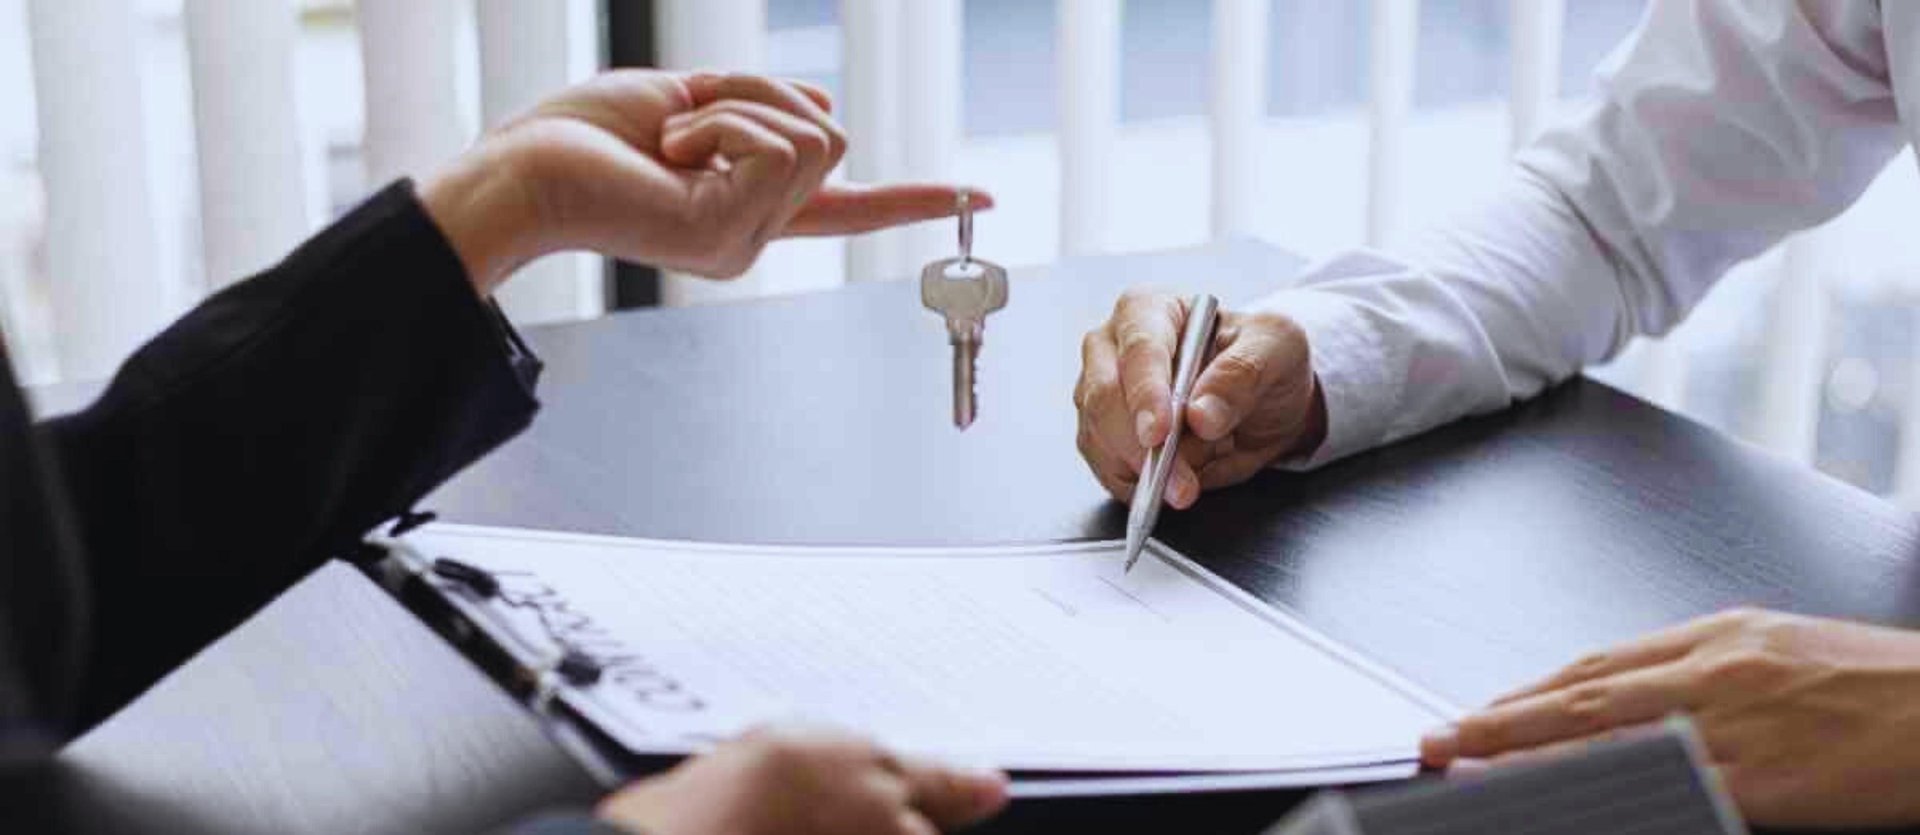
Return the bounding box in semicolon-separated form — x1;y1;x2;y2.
921;193;1008;430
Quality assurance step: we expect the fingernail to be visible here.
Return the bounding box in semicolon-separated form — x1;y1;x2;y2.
1420;726;1459;766
664;112;691;130
1163;472;1192;508
1192;394;1230;438
965;770;1010;811
1135;411;1156;447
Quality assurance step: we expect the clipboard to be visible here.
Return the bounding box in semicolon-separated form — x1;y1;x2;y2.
349;516;1449;798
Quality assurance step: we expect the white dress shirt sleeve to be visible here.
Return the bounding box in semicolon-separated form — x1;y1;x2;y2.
1260;0;1907;467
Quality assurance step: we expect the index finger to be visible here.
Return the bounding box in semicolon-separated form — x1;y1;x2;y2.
897;757;1008;830
1487;614;1729;707
1112;291;1187;449
1424;663;1695;767
786;183;994;237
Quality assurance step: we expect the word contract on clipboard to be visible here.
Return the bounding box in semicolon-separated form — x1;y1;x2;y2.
373;522;1454;797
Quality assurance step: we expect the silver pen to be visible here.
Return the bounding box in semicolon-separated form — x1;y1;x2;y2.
1123;294;1220;572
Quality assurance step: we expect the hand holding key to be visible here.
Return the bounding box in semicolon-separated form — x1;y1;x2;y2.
922;194;1008;430
1073;289;1328;507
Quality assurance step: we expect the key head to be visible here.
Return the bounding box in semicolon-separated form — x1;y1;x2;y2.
920;257;1009;323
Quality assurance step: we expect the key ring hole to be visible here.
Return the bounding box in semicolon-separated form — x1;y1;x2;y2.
957;190;974;264
942;260;987;280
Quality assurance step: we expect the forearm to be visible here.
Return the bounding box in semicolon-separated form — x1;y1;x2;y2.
44;181;542;732
1266;0;1904;466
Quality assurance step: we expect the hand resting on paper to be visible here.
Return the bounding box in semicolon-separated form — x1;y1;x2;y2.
1421;608;1920;828
596;726;1009;835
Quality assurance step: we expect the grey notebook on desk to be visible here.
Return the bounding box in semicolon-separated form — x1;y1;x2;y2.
1268;718;1744;835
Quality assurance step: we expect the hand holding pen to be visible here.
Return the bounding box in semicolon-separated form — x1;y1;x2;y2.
1073;290;1328;545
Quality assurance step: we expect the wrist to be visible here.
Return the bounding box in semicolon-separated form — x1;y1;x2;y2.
419;140;550;296
1290;373;1329;460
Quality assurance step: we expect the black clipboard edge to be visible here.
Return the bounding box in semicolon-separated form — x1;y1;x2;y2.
352;540;679;789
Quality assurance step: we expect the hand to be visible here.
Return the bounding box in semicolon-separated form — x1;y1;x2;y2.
1073;289;1326;508
596;726;1009;835
421;70;991;293
1420;608;1920;828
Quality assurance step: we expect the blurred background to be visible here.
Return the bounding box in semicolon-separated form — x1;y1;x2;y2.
5;0;1920;502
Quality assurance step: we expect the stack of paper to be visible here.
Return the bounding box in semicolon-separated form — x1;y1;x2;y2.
399;525;1455;794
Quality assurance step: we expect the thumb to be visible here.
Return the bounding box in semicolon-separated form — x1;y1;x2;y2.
1186;321;1297;442
899;758;1009;830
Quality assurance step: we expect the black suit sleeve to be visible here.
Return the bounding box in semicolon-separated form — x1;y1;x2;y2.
35;180;542;735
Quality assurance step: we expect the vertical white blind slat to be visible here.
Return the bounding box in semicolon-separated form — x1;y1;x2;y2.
184;0;312;289
1365;0;1418;248
1058;0;1120;257
26;0;170;380
840;0;902;282
897;0;963;271
1507;0;1564;151
1211;0;1269;240
1752;237;1826;461
476;0;606;323
654;0;767;304
357;0;467;187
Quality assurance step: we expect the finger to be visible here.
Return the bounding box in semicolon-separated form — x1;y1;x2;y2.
1488;615;1731;707
1422;663;1696;767
660;108;796;177
686;73;839;129
1196;449;1273;492
706;76;845;187
664;100;829;178
667;99;838;231
1079;329;1149;478
1187;314;1306;443
785;184;996;237
1163;433;1212;510
1078;423;1139;503
1112;292;1186;451
788;78;836;113
898;758;1009;830
660;110;798;241
1477;721;1668;771
893;811;940;835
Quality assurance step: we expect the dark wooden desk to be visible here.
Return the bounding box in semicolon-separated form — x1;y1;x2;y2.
18;240;1920;834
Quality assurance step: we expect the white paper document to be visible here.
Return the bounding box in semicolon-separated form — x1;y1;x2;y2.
397;524;1454;777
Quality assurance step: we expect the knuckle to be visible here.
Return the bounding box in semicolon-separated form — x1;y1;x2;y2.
1081;378;1116;414
1209;349;1266;386
1115;327;1161;357
1453;714;1508;753
795;125;831;160
1245;309;1304;342
764;139;800;173
1567;651;1613;679
1713;606;1768;630
1081;329;1103;359
1560;683;1613;731
750;732;816;773
1698;648;1789;692
823;123;850;161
